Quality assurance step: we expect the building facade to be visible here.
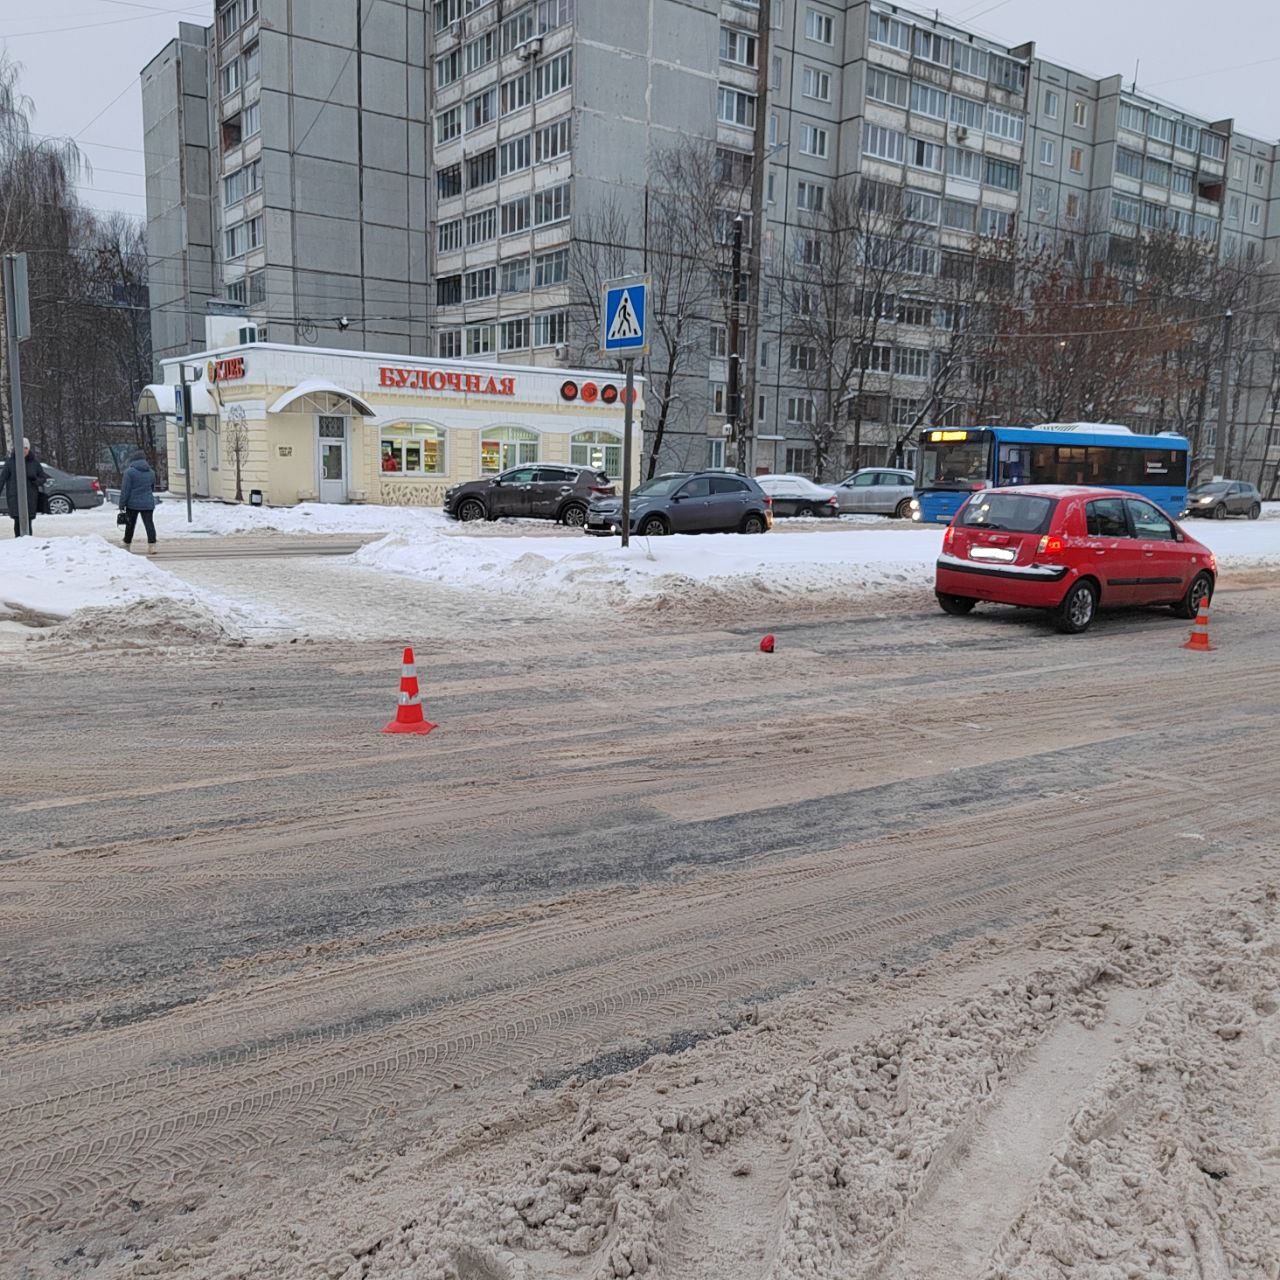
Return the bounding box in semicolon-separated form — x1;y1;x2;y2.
142;0;1280;485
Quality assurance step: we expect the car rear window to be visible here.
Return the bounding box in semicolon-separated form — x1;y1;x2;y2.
959;492;1055;533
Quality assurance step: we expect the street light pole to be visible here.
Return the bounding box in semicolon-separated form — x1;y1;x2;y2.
3;253;32;537
727;215;744;469
1212;307;1233;479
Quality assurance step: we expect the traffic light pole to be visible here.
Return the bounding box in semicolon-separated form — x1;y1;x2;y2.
3;253;32;538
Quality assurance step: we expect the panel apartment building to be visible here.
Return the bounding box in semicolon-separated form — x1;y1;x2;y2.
142;0;1280;478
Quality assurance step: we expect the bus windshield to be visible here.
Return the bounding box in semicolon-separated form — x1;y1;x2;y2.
919;434;990;489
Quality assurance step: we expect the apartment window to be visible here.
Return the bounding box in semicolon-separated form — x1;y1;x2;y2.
803;66;831;101
893;346;930;379
863;123;904;164
909;138;943;172
437;219;463;252
501;257;530;293
1144;157;1170;187
715;147;753;188
1201;132;1226;161
868;13;909;51
1115;147;1142;179
1175;121;1200;152
381;426;445;476
533;311;568;347
247;270;265;306
942;197;976;231
866;69;908;109
1068;147;1084;174
535;247;568;287
1039;138;1055;167
501;72;531;116
500;317;530;352
464;266;495;300
913;29;950;66
437;164;462;198
1141;201;1163;230
466;88;496;131
988;55;1026;93
710;324;727;358
708;439;726;470
465;324;494;356
785;447;815;474
242;101;260;139
1043;89;1059;119
223;158;261;206
718;86;757;128
435;49;461;90
436;106;462;144
952;42;987;79
536;119;571;162
1169;208;1192;236
896;298;930;326
219;0;256;42
771;55;782;90
797;180;825;212
1111;192;1139;223
947;146;981;182
1254;162;1266;186
1065;192;1081;220
465;30;494;73
501;196;530;236
1228;196;1241;222
223;215;262;260
903;189;940;224
800;124;829;158
980;207;1013;237
1118;102;1145;134
797;235;821;266
769;112;779;146
910;83;947;120
1148;114;1174;144
500;135;531;176
789;344;818;371
786;396;815;424
949;95;984;131
804;8;833;44
535;51;572;100
1172;166;1194;195
437;276;462;309
1071;100;1087;128
465;208;495;245
434;0;461;32
903;243;937;276
533;182;570;225
713;209;753;245
710;381;727;415
220;58;241;98
467;149;496;189
984;157;1020;190
1249;202;1262;226
986;106;1024;143
1194;213;1218;239
720;27;758;67
891;397;922;427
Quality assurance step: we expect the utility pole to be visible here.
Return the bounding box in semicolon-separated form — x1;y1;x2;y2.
1213;307;1234;479
3;253;33;537
727;215;744;469
744;0;773;477
177;363;194;523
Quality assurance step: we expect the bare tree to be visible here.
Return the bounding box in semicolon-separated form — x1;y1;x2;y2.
224;404;250;501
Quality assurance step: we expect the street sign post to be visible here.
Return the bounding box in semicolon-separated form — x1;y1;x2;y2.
600;276;649;548
3;253;32;536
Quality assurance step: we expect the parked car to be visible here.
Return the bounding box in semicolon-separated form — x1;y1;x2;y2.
934;485;1216;635
1184;480;1262;520
754;474;840;518
0;464;105;516
831;467;916;518
443;464;614;526
585;470;772;536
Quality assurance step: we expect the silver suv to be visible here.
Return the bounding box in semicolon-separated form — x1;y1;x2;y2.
830;467;915;517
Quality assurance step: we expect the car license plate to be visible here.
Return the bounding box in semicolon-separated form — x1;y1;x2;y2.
970;546;1015;562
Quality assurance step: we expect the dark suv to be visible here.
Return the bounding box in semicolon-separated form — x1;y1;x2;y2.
585;471;772;536
444;464;614;526
1184;480;1262;520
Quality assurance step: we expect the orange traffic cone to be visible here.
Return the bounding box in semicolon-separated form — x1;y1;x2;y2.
1182;600;1215;652
382;647;438;734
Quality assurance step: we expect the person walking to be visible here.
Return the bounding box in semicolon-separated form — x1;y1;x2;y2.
0;437;49;538
118;449;159;554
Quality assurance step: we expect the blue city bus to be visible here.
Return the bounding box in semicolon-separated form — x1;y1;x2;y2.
911;424;1191;525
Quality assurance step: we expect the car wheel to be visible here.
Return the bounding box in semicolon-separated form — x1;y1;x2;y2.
46;494;74;515
1055;580;1098;634
1249;502;1261;520
740;512;767;535
458;498;486;522
560;503;587;527
1213;503;1228;520
797;504;815;518
894;497;914;520
639;514;669;537
1173;571;1214;620
936;592;976;616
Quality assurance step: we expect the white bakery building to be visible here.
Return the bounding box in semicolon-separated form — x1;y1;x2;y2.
137;334;643;508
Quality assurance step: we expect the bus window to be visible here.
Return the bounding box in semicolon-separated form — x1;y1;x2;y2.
920;436;991;488
997;445;1028;486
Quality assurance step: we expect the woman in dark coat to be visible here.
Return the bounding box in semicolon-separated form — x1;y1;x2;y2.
0;437;49;538
118;449;159;554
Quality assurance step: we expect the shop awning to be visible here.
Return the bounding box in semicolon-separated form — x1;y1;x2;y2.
267;379;377;418
137;382;218;416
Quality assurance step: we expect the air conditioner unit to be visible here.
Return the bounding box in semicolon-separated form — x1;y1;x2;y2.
239;323;259;344
554;344;568;360
954;125;969;143
517;36;543;60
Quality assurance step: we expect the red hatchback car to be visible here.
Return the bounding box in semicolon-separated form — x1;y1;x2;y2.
935;486;1217;634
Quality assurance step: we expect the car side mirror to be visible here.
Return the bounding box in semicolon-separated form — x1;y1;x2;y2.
1175;530;1185;542
673;493;686;502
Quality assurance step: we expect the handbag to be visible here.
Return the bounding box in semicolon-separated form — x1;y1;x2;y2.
117;511;128;527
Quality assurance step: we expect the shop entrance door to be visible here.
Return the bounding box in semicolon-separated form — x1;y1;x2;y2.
195;423;211;496
317;415;348;503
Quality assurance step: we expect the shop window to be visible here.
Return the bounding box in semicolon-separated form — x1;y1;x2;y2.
570;430;622;479
381;425;446;476
480;427;539;472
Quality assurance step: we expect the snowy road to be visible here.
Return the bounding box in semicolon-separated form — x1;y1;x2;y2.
2;573;1279;1278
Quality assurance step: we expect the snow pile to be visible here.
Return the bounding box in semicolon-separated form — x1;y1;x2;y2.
354;526;944;611
0;536;273;641
1194;519;1280;569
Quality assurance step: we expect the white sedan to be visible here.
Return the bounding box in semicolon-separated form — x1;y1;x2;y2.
754;474;840;518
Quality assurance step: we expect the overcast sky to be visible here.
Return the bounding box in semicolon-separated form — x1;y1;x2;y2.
1;0;1277;223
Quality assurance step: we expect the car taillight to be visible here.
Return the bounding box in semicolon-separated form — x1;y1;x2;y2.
1037;535;1065;556
763;495;773;509
589;485;614;496
943;524;955;551
91;480;101;491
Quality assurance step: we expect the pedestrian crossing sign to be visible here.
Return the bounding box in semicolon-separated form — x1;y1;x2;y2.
601;275;649;358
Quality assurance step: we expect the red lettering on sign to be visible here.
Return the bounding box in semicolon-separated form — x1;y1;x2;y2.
499;377;515;396
376;367;520;396
212;356;246;382
428;371;447;391
463;373;479;392
379;367;396;387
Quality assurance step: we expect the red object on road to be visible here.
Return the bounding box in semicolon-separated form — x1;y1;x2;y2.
382;647;438;735
759;634;775;653
1182;600;1215;651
